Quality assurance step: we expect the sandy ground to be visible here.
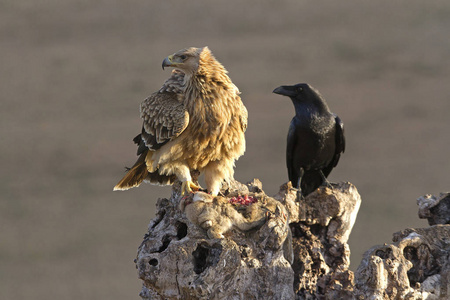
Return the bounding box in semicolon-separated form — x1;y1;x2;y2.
2;0;450;298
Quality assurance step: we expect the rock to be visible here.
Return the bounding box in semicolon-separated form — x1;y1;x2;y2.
355;225;450;299
417;193;450;226
135;180;361;299
134;180;450;300
136;179;295;299
275;181;361;299
352;191;450;300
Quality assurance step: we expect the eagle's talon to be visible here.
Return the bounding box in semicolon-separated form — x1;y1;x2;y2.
181;180;200;195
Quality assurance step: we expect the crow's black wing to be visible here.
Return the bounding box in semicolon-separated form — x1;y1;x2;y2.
334;114;345;157
286;119;301;188
321;114;345;178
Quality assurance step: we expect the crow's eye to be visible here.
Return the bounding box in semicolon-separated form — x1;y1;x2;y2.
180;55;187;60
296;87;303;93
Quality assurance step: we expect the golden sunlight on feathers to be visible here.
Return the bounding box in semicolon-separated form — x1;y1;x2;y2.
114;47;247;195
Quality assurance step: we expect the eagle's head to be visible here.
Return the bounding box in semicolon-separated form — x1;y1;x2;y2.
162;46;232;89
162;47;206;75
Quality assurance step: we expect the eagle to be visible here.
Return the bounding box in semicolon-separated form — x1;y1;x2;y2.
114;47;248;196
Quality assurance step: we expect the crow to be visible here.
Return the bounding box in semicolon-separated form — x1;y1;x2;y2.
273;83;345;197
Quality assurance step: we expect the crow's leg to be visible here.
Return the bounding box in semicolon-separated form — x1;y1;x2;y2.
319;170;333;189
296;168;305;200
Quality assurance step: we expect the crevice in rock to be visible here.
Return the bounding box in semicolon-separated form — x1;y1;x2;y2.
192;243;222;274
151;209;166;229
158;235;171;253
404;244;439;286
176;221;188;240
149;258;158;266
375;248;392;260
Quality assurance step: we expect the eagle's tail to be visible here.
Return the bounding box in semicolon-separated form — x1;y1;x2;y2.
113;152;148;191
146;171;177;186
113;150;177;191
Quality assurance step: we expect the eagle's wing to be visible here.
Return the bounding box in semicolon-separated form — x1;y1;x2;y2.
239;101;248;132
138;92;189;151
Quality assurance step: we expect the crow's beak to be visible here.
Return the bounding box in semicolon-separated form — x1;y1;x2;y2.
273;85;296;97
272;86;285;95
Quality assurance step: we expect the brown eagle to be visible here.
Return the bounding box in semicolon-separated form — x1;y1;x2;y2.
114;47;248;196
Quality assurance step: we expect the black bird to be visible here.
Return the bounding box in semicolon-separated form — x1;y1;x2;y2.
273;83;345;197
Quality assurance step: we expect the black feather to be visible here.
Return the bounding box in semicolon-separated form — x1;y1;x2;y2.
273;83;345;197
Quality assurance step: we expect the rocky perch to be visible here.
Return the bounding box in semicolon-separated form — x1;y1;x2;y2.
135;180;450;299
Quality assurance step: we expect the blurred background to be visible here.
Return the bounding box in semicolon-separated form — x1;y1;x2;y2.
2;0;450;298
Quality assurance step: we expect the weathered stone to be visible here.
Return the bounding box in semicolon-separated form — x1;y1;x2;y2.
355;225;450;299
136;179;295;299
275;181;360;299
417;193;450;226
135;181;450;300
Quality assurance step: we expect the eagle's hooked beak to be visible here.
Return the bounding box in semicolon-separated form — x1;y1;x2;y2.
162;55;174;70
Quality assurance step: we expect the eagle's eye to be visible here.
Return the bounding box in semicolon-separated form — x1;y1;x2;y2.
180;55;187;60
